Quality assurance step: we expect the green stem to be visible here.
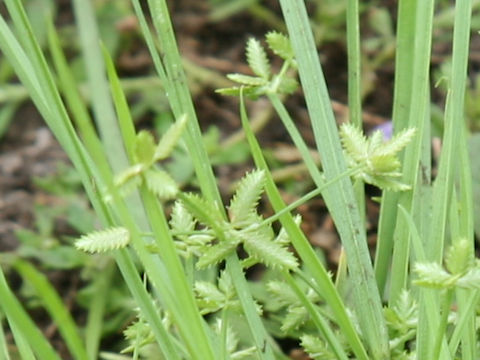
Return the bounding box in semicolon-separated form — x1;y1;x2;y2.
283;271;349;360
261;167;358;227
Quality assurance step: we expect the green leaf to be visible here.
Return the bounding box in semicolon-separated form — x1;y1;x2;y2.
226;73;267;86
154;114;188;161
143;168;178;200
265;31;294;61
134;130;156;165
246;37;270;79
75;227;130;253
228;170;265;225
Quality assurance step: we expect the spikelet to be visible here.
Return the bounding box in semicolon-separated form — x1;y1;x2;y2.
75;227;130;253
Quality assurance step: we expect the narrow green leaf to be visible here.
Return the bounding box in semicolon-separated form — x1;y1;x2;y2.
0;269;61;360
240;92;369;360
13;260;89;360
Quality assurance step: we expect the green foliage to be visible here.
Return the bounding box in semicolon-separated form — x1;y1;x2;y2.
212;319;257;360
246;38;271;79
414;239;480;290
265;31;295;63
121;307;174;358
195;270;241;315
339;123;416;191
177;170;298;271
113;115;187;200
1;0;479;358
228;169;265;226
154;114;188;161
383;290;417;355
216;32;298;98
301;334;337;360
267;280;320;333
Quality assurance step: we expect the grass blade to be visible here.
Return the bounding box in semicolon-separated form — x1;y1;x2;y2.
0;269;61;360
13;260;89;360
278;1;388;357
240;93;369;360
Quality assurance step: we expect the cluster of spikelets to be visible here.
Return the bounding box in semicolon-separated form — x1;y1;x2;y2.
76;167;298;272
339;122;416;191
217;31;298;98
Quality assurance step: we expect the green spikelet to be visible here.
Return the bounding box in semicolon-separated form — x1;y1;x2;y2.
265;31;294;61
154;114;188;161
75;227;130;253
143;168;178;200
301;335;336;360
445;238;473;275
228;170;265;226
340;122;416;191
242;228;298;270
246;37;270;79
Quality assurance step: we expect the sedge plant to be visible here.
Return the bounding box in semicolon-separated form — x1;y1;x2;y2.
0;0;478;359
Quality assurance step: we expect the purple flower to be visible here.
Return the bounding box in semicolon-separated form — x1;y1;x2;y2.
371;121;393;141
